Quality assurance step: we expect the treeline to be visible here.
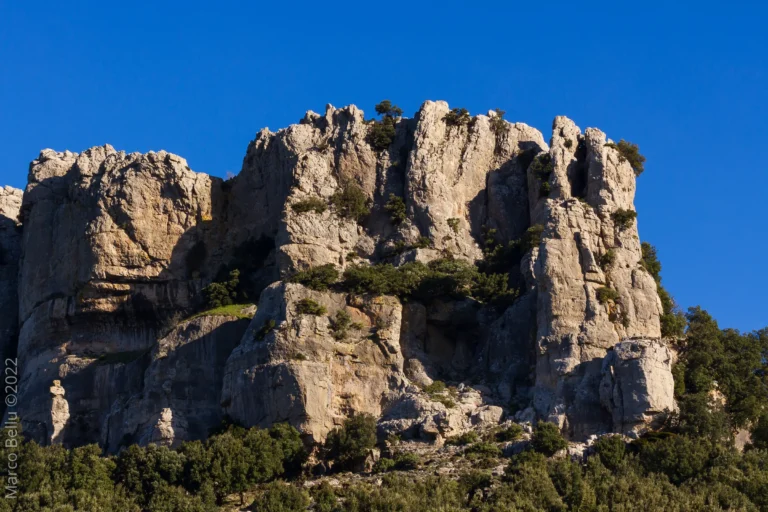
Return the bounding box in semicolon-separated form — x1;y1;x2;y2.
0;423;306;512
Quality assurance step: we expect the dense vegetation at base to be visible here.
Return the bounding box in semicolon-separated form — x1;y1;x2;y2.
6;390;768;511
3;312;768;511
5;307;766;511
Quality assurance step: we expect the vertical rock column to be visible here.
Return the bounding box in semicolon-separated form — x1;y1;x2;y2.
529;117;663;439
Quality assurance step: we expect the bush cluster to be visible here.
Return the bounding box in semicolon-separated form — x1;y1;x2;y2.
289;264;339;291
447;217;460;233
605;139;646;175
641;242;687;337
596;286;619;304
366;100;402;152
342;258;515;304
531;421;568;456
530;153;554;197
384;194;407;224
489;108;507;134
481;224;543;274
296;298;326;316
331;181;370;222
329;309;364;340
291;197;327;214
0;422;306;511
443;107;471;126
598;248;616;269
201;269;240;309
611;208;637;230
324;414;377;470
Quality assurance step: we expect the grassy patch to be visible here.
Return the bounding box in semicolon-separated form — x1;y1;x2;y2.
190;303;255;321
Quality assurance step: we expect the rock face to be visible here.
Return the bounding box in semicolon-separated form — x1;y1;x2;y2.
0;186;22;421
15;146;231;447
526;118;665;438
600;339;676;436
6;100;675;450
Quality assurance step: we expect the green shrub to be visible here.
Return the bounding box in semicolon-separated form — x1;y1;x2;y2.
611;208;637;230
330;309;363;340
750;413;768;450
342;259;514;304
331;181;370;222
635;433;711;485
605;139;646;176
201;269;240;309
599;249;616;269
366;100;402;152
531;422;567;456
413;236;432;249
564;138;573;149
423;380;447;394
539;181;551;197
251;481;310;512
444;107;471;126
393;452;420;470
596;286;619;304
522;224;544;251
465;442;502;459
529;153;554;183
447;431;480;446
495;424;524;442
593;435;626;470
291;197;327;214
375;100;403;117
325;414;377;469
372;457;396;473
447;218;460;233
296;298;326;316
345;251;358;262
311;481;338;512
489;108;506;134
641;242;687;337
343;262;427;296
289;264;339;291
256;319;276;341
384;194;407;224
367;119;396;151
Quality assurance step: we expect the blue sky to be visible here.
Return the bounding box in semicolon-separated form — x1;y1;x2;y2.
1;1;766;331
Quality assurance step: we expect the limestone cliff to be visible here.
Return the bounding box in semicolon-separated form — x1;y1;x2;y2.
6;100;675;451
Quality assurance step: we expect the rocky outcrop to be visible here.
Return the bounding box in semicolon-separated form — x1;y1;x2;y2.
600;339;677;436
0;186;22;367
103;313;250;451
7;100;674;450
527;117;664;438
16;146;224;445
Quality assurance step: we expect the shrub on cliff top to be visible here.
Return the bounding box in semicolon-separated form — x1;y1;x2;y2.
444;107;471;126
366;100;402;152
489;108;507;134
605;139;646;175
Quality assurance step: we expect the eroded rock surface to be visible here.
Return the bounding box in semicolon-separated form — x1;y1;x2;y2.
6;100;674;450
0;186;22;365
